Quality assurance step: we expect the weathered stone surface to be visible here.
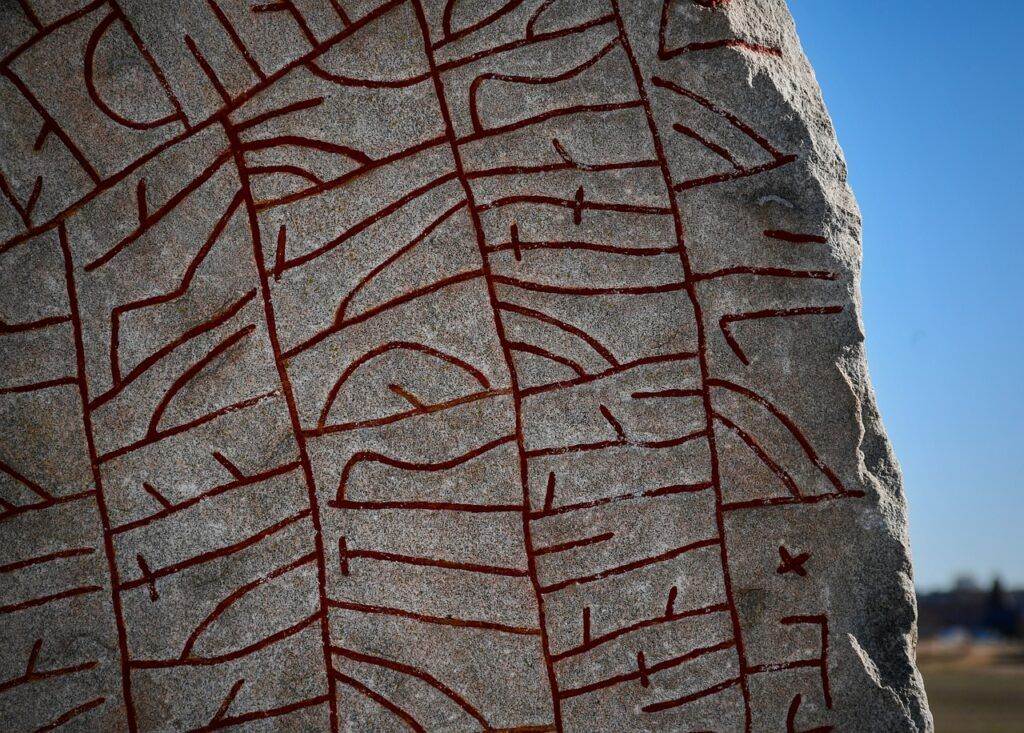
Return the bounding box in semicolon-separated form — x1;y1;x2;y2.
0;0;930;730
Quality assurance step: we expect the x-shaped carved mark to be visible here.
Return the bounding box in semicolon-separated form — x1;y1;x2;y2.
777;545;811;577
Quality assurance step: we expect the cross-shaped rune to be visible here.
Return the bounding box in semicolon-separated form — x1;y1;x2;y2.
777;546;811;576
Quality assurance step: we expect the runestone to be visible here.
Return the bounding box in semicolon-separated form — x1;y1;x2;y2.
0;0;930;731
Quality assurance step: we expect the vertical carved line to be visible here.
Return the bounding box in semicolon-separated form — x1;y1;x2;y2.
222;122;340;733
410;1;564;729
608;2;753;730
59;224;138;732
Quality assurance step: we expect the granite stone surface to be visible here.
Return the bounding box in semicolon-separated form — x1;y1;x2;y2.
0;0;930;730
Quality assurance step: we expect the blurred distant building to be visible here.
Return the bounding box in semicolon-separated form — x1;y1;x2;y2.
917;577;1022;639
952;573;980;593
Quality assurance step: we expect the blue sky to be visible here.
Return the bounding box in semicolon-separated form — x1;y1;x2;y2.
788;1;1024;590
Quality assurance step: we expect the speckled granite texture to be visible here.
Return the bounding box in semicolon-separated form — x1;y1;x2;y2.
0;0;930;730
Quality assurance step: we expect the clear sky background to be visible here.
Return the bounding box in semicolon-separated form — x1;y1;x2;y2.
787;1;1023;590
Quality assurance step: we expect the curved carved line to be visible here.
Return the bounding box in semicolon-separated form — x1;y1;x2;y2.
708;378;849;495
498;301;619;367
147;324;255;436
714;412;801;498
332;646;489;729
233;97;324;132
525;0;557;39
438;0;527;48
107;192;245;388
333;200;467;324
284;269;484;361
468;35;623;133
331;670;425;732
179;552;316;660
335;435;514;503
246;164;324;186
240;135;372;165
122;510;310;595
307;60;431;89
133;611;318;668
508;340;586;377
85;12;181;131
317;340;491;429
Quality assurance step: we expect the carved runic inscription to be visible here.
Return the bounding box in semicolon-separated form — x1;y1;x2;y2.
0;1;929;731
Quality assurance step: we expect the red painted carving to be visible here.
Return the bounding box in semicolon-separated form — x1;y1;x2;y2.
0;1;862;729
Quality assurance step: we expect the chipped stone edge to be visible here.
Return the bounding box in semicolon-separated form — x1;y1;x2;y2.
720;2;933;729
